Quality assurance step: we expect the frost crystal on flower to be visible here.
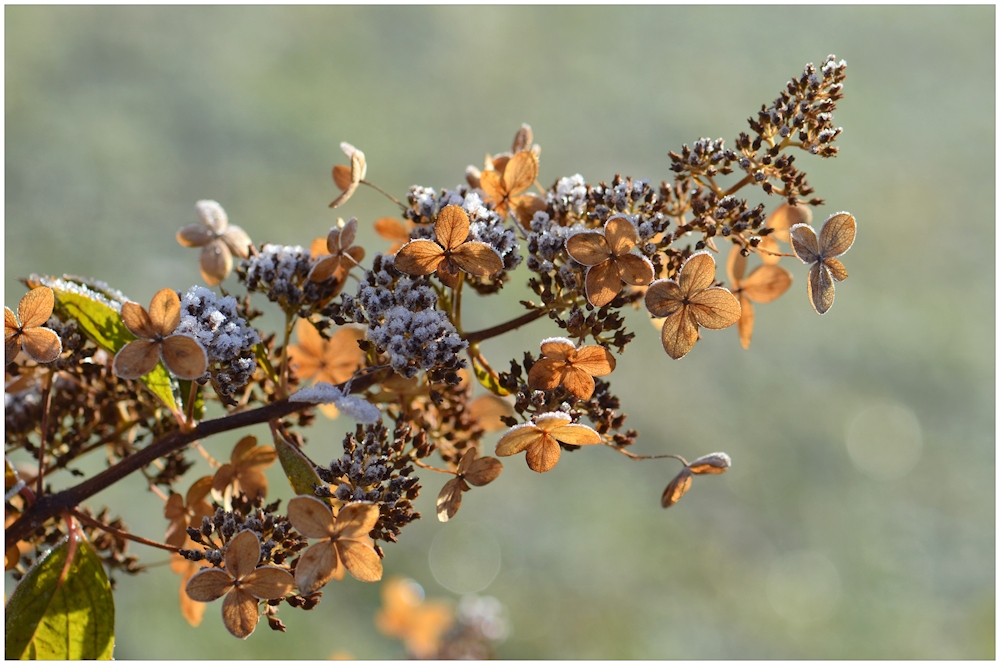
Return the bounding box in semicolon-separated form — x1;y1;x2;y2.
290;382;381;423
28;274;129;313
550;174;588;216
240;243;312;309
355;254;467;380
175;285;260;399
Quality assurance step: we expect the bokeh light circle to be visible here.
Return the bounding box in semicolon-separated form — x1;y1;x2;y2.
428;523;501;594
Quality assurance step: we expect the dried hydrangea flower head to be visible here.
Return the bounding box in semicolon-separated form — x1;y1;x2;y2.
479;150;545;225
286;496;383;592
566;216;655;307
330;141;366;209
287;319;366;418
789;212;856;315
308;218;366;282
436;448;503;522
4;287;61;365
163;475;214;548
393;205;504;289
375;577;454;659
759;202;812;265
184;529;295;638
374;217;414;254
113;288;208;380
176;200;252;286
644;252;741;360
527;337;616;400
726;246;792;349
212;436;277;501
495;413;601;473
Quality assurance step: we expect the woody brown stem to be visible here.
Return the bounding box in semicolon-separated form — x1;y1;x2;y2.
463;308;548;344
69;508;180;553
5;368;388;552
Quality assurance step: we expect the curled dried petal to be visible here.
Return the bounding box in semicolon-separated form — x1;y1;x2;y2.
661;468;693;508
688;452;732;475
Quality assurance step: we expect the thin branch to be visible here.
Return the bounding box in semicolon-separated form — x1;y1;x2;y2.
69;508;180;553
463;308;548;344
35;369;55;497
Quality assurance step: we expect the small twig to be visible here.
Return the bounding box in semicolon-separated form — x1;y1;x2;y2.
360;179;406;210
69;508;180;553
35;369;55;497
463;308;548;344
603;443;688;465
413;459;455;475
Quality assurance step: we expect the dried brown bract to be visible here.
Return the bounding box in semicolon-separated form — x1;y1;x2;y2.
185;529;295;638
644;253;741;359
212;436;277;501
176;200;253;286
526;337;615;400
374;217;414;255
566;216;654;307
726;246;792;349
436;448;503;522
113;288;208;380
687;452;732;475
394;205;503;288
789;212;856;315
308;218;366;282
759;202;812;264
287;319;365;418
4;287;61;365
330;142;366;209
479;150;545;225
164;476;215;548
661;467;693;508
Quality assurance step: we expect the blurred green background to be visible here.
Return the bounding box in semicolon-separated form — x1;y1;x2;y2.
5;5;994;659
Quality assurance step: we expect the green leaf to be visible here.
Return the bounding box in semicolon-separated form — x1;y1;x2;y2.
275;436;325;498
35;277;179;412
5;534;115;660
471;355;511;397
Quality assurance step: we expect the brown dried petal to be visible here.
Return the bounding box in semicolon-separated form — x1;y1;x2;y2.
789;224;821;264
176;222;214;248
687;452;732;475
766;202;812;243
533;412;573;431
511;194;547;226
237;468;269;500
741;265;793;304
727;246;747;284
225;529;262;580
525;436;561;473
148;288;182;336
465;456;502;486
221;225;253;260
212;464;237;493
644;279;684;319
566;232;611;266
512;124;533;153
434;206;470;250
660;308;699;360
604;216;638;256
818;212;856;257
199;240;233;286
287;495;336;539
467;395;513;432
661;468;693;508
336;539;383;582
825;258;848;282
561;367;596;400
737;296;755;350
339;218;359;250
677;253;717;296
295;540;341;593
526;358;567;391
185;568;234;602
5;306;19;338
5;334;20;365
17;287;54;330
585;261;623;307
20;328;62;364
196;200;229;234
436;477;467;523
759;234;782;265
120;301;156;340
807;263;836;315
539;338;575;361
687;288;741;330
160;334;208;380
333;163;353;191
570;345;616;376
617;253;654;286
374;217;410;243
241;566;295;599
333;502;380;541
222;586;260;639
394;240;446;275
178;562;206;627
503;151;538;196
113;339;161;379
450;242;504;276
231;435;258;464
495;423;542;457
548;423;602;446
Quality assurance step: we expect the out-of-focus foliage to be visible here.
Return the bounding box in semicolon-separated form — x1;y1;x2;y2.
5;5;993;659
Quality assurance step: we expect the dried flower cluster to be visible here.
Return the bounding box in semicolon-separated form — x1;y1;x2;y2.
5;56;855;654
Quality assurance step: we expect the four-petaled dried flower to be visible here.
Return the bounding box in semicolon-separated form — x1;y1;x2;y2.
393;205;503;288
176;200;253;286
495;413;602;473
375;577;454;659
286;496;383;592
726;246;792;349
212;436;277;500
113;288;208;380
759;202;812;265
644;252;741;360
4;287;61;365
164;476;215;548
527;337;616;400
185;529;295;638
330;142;366;209
308;218;366;282
436;448;503;522
479;150;545;225
566;216;655;307
373;217;415;254
287;319;366;419
789;212;856;315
